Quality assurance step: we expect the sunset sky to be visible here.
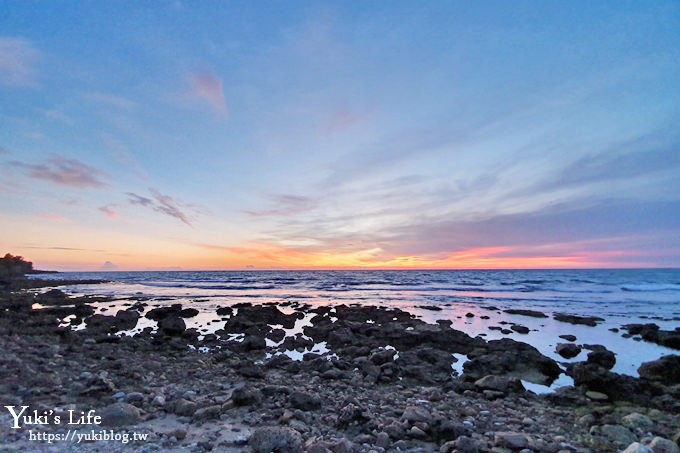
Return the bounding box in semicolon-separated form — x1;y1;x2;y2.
1;1;679;271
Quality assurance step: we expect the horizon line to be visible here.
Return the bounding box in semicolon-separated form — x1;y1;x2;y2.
35;266;680;273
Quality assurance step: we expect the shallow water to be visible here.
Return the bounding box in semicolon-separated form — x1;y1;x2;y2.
34;269;680;380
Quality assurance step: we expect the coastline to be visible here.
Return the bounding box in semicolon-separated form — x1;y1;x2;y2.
1;277;679;452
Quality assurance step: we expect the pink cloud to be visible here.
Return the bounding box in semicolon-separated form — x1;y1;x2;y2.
0;37;39;87
98;205;118;220
188;71;227;116
11;155;109;188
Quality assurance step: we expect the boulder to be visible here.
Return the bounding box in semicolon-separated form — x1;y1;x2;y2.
115;309;139;330
231;385;262;406
146;304;183;320
289;391;321;411
158;316;186;336
99;403;140;427
649;436;680;453
180;308;199;318
587;349;616;370
249;427;303;453
622;443;653;453
494;431;529;449
463;338;561;385
402;405;431;423
638;355;680;384
474;375;525;393
622;413;654;432
556;343;582;359
599;424;637;446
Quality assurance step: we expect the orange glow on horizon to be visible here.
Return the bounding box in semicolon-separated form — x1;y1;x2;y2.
21;243;656;272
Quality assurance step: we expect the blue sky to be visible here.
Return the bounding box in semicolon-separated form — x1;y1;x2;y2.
1;1;679;270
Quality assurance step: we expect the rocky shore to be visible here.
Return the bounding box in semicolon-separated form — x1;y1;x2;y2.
0;279;679;452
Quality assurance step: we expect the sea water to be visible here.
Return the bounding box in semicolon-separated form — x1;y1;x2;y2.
34;269;680;381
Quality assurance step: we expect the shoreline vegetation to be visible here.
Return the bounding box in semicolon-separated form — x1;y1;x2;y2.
1;255;679;452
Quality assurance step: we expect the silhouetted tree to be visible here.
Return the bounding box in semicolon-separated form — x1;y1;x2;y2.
0;253;34;282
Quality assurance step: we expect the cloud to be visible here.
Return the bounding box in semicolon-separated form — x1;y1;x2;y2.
126;189;199;225
20;246;106;252
0;37;39;87
127;192;154;207
86;92;136;109
11;155;109;188
188;71;227;116
244;194;316;217
98;204;118;220
0;146;8;155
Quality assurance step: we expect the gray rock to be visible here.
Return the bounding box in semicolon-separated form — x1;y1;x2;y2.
474;375;525;393
440;440;457;453
231;385;263;406
152;395;166;406
649;436;680;453
192;404;222;421
436;420;469;442
622;443;653;453
494;431;529;449
289;391;321;411
375;431;390;448
453;436;480;453
622;413;654;431
173;398;198;416
99;402;140;427
559;334;577;342
249;426;303;453
585;391;609;401
125;392;145;404
402;405;430;423
601;424;637;446
370;348;396;365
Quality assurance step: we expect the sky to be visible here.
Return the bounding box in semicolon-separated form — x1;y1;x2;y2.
1;1;679;271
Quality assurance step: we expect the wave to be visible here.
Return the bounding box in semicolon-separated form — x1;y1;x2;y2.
621;284;680;292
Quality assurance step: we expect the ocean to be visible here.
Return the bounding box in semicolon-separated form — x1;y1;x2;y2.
34;269;680;389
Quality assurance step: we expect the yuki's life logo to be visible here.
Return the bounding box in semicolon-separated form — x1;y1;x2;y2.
4;406;101;428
